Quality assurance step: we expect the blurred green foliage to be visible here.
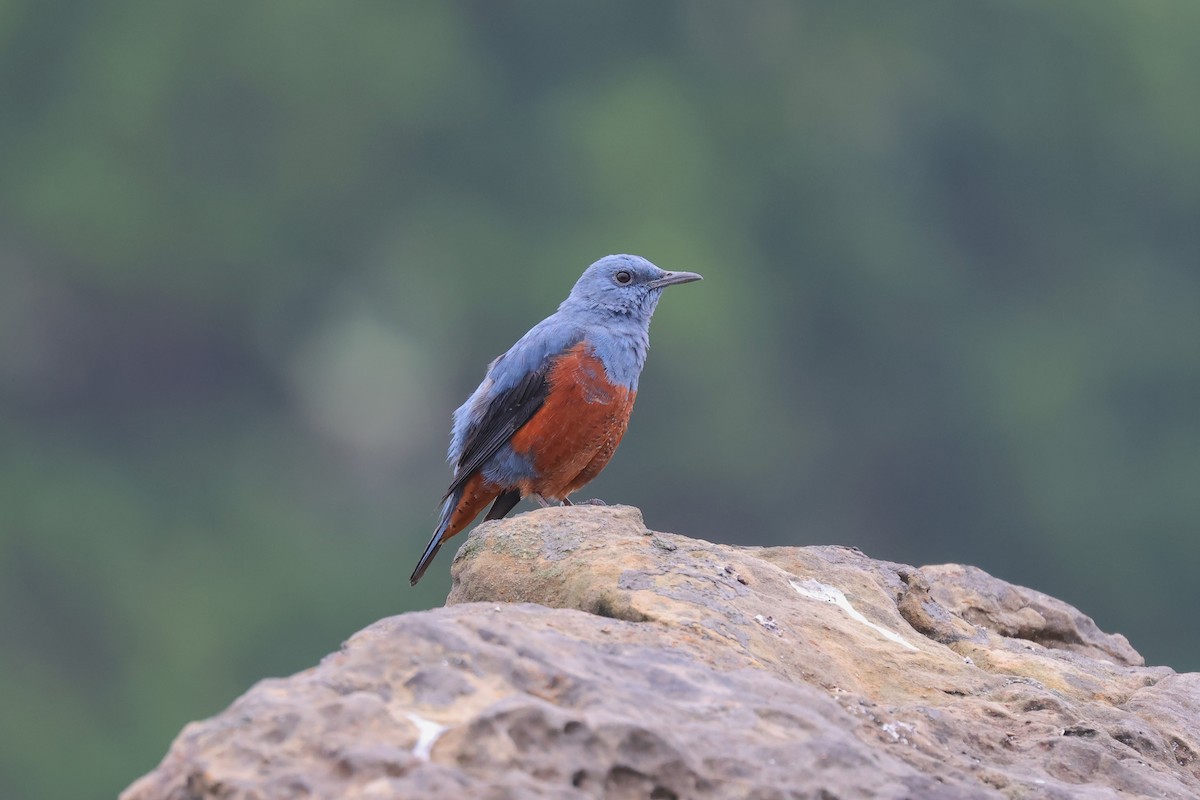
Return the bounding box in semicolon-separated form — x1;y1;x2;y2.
1;2;1198;798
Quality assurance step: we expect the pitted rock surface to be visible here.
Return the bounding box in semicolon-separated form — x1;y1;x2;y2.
124;506;1200;799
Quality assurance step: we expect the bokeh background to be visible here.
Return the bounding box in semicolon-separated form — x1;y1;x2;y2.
2;2;1199;797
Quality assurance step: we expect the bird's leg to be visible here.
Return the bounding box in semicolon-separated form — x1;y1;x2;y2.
533;494;552;508
560;497;573;506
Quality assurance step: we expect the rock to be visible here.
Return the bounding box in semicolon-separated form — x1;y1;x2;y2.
123;506;1200;799
917;563;1144;666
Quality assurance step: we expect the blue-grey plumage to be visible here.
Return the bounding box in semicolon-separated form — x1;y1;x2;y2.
410;254;702;585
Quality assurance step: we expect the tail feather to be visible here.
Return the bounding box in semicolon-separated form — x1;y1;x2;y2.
410;490;458;586
409;531;444;586
485;489;521;521
410;474;503;586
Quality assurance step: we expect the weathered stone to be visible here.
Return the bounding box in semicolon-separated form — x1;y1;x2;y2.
124;505;1200;799
918;563;1144;666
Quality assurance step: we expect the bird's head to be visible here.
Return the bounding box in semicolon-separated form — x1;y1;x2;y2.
561;254;702;320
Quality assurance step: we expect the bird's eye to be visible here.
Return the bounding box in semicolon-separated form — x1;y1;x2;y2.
614;270;633;285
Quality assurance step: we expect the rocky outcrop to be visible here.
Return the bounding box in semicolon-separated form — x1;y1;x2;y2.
123;506;1199;799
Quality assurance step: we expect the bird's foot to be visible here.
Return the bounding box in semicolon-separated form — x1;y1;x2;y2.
542;496;605;508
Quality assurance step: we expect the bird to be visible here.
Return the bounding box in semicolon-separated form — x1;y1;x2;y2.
409;254;702;585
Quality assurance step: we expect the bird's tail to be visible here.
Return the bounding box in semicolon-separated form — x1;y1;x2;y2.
409;493;457;586
410;475;511;586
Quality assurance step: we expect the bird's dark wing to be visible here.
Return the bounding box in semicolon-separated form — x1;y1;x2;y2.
442;361;552;501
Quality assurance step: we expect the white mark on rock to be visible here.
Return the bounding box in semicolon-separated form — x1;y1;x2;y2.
789;579;919;651
880;720;915;744
404;712;447;762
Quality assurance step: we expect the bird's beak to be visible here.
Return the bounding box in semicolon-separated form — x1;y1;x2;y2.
648;271;704;289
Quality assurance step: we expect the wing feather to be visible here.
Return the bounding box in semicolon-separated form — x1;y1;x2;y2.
442;358;551;500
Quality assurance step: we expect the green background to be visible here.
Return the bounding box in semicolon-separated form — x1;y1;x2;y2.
2;2;1198;798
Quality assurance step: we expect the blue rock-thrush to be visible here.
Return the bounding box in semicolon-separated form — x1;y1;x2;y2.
410;254;702;585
